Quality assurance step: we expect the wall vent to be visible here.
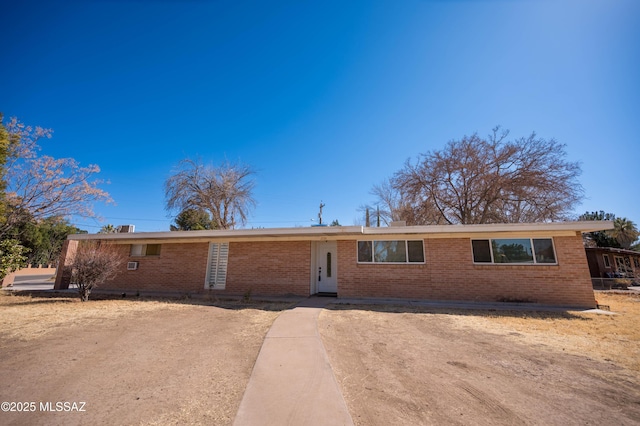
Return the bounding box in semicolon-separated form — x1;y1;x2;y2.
127;261;139;270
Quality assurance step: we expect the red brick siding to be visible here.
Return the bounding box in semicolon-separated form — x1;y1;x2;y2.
225;241;311;296
53;240;79;290
78;234;595;307
101;241;311;296
337;235;596;307
102;243;209;293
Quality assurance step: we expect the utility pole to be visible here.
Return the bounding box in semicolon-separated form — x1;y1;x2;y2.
318;201;325;225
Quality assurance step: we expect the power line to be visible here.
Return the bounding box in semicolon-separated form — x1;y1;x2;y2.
96;216;169;222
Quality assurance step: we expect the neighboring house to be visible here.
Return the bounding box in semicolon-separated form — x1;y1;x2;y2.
54;221;613;308
585;246;640;288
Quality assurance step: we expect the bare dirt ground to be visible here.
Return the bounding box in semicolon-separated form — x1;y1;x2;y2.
2;291;640;425
0;292;291;426
319;292;640;426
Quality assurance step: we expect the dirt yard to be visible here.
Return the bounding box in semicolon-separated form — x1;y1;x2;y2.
1;291;639;425
0;293;292;426
319;292;640;426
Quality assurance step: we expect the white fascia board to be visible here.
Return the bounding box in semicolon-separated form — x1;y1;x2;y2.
67;221;613;243
68;226;365;242
361;221;614;236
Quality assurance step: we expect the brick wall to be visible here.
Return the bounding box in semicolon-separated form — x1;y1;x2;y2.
61;233;595;307
338;234;596;308
225;241;311;296
54;240;78;290
100;240;311;296
102;243;209;293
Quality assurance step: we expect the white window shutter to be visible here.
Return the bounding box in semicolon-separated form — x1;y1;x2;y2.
206;242;229;289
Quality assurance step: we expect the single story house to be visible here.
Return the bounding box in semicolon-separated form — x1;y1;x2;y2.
54;221;613;308
585;246;640;288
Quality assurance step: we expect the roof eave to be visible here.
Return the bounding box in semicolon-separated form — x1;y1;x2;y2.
67;221;614;242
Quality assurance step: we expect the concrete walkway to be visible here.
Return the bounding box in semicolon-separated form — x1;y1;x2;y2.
233;297;354;426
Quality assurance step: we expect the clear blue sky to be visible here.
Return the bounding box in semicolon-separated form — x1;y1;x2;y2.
2;0;638;232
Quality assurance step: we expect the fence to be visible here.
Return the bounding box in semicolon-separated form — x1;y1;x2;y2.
591;277;632;290
1;265;57;288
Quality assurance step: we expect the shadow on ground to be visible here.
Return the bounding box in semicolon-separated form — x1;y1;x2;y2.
323;301;593;321
2;290;298;312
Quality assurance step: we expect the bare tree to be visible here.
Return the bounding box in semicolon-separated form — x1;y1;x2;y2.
359;182;398;226
1;116;112;237
164;158;256;229
70;241;125;301
386;127;582;225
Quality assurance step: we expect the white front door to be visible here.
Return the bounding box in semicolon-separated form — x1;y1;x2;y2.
315;241;337;293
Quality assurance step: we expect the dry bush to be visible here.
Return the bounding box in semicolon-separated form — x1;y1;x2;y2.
71;241;126;301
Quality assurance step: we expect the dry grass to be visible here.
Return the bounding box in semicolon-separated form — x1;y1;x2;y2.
0;292;190;342
329;292;640;373
447;292;640;372
0;291;292;426
0;291;293;344
4;290;638;373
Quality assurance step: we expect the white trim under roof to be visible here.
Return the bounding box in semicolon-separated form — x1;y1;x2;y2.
67;221;614;244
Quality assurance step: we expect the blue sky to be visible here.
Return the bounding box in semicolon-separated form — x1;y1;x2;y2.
2;0;638;232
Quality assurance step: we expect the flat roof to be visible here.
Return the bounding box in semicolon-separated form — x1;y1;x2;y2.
585;246;640;256
68;221;614;243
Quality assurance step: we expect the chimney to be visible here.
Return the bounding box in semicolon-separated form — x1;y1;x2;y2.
117;225;135;233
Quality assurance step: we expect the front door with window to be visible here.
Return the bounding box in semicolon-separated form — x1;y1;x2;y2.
315;241;337;293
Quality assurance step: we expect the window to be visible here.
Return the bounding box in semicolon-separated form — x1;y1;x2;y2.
614;256;633;277
205;242;229;289
358;241;372;262
472;240;492;263
603;254;611;268
634;257;639;269
130;244;161;256
357;240;424;264
407;240;425;263
471;238;556;265
532;239;556;264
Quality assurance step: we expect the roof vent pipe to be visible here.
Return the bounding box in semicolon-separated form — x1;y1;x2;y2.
389;221;407;227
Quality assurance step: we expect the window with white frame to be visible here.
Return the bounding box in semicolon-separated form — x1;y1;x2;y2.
471;238;556;264
205;242;229;289
357;240;425;264
130;244;161;256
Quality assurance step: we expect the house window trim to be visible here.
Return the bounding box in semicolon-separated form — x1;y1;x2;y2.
470;237;558;265
356;240;425;264
130;244;161;257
